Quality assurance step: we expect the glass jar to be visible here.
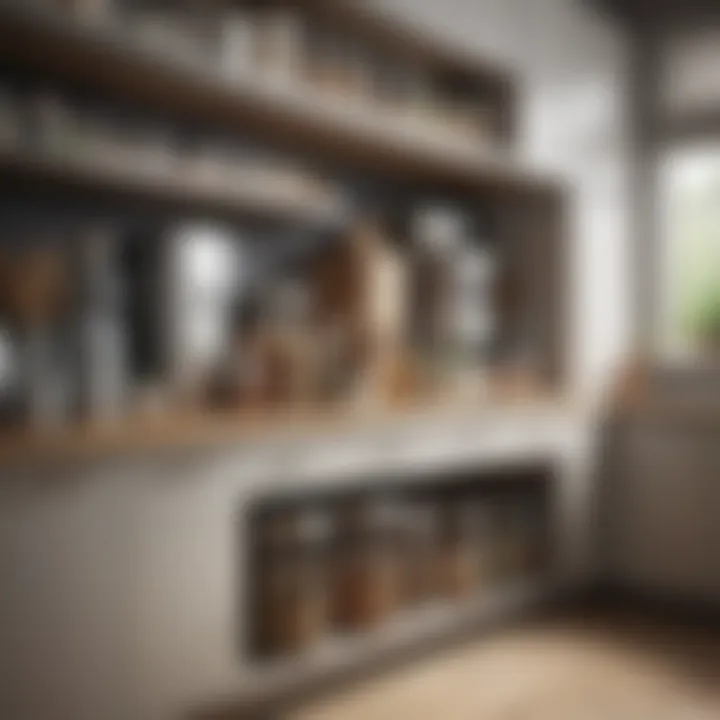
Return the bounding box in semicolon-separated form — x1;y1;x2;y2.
399;496;440;607
253;504;331;657
329;495;403;631
436;493;480;599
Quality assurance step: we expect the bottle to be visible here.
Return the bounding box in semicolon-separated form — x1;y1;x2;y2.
78;229;127;422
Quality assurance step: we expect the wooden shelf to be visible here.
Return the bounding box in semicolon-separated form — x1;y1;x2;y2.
0;394;567;472
0;149;344;228
295;0;515;88
0;4;553;194
0;5;571;473
295;0;517;144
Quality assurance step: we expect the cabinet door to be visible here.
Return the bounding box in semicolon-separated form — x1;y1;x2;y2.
609;425;720;601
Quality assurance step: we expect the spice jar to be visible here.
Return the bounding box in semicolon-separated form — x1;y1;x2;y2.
329;495;403;631
253;8;307;87
514;493;549;576
399;496;440;607
436;493;480;599
253;503;331;658
490;496;537;583
220;9;256;82
474;502;499;590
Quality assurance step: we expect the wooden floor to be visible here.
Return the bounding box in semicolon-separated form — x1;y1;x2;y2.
287;610;720;720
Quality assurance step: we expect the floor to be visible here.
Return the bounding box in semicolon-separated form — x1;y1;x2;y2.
286;610;720;720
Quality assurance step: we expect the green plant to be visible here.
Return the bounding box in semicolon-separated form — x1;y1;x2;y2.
684;280;720;344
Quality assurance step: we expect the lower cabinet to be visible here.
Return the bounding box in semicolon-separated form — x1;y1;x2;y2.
603;422;720;602
243;464;555;661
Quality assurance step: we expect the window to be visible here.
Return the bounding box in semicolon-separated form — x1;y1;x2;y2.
660;143;720;361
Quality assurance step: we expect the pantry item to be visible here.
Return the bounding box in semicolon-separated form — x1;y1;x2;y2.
77;230;127;421
513;494;548;576
163;224;243;409
220;10;256;82
265;278;315;406
410;205;463;391
411;205;498;399
305;30;373;103
330;495;402;630
2;246;72;427
360;220;407;407
400;496;440;606
124;7;219;72
254;504;331;657
253;8;307;87
308;237;363;404
490;494;545;581
474;501;501;588
451;237;498;399
436;493;480;598
220;293;298;410
310;220;407;408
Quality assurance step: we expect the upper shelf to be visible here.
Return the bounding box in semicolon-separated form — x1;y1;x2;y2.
0;4;555;195
0;148;345;229
293;0;516;89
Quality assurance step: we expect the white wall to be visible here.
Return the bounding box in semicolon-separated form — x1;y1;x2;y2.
370;0;632;400
0;2;629;719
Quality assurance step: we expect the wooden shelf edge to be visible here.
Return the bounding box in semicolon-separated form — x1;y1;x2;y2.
0;4;558;193
0;396;571;473
296;0;518;89
0;149;344;228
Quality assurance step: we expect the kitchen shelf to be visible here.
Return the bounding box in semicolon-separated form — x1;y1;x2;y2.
294;0;517;142
0;393;568;472
0;148;345;228
0;4;554;194
0;4;571;473
295;0;515;92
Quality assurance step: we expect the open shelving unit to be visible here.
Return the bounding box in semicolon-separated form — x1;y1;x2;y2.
0;3;545;192
0;0;568;470
0;3;574;711
0;149;344;228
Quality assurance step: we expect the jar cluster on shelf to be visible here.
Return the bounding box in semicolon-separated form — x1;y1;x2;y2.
0;197;518;431
22;0;507;150
248;472;551;659
0;82;344;215
0;0;563;470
